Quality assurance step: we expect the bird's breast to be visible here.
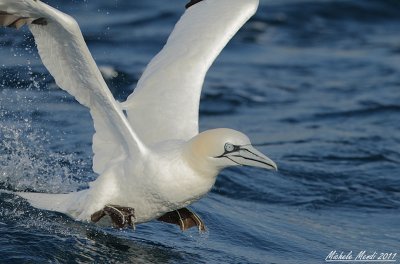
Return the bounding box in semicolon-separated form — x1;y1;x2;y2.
104;147;216;223
144;153;216;210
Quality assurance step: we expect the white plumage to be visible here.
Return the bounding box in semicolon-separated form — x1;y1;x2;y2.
0;0;277;230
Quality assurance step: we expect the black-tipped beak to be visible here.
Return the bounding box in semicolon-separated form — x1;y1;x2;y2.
225;145;277;170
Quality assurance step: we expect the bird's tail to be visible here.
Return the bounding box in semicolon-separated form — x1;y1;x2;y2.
14;190;91;221
17;192;72;212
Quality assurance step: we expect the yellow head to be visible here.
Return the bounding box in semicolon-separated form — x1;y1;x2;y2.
185;128;277;177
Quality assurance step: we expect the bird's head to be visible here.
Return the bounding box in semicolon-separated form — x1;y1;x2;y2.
185;128;277;176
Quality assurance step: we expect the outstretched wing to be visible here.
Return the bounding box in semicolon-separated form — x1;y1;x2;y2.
122;0;259;146
0;0;147;174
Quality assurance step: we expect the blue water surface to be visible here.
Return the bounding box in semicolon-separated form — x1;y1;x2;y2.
1;0;399;263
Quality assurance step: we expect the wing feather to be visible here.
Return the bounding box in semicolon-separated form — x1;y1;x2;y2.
0;0;147;174
122;0;259;146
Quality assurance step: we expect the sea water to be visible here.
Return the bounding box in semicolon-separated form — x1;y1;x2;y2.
0;0;399;263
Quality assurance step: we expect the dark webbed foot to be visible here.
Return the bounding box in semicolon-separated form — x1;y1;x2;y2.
91;205;135;229
158;207;206;232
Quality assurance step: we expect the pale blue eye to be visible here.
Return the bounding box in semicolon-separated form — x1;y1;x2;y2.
225;143;234;152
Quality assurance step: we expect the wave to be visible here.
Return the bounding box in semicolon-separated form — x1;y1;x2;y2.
313;104;400;120
213;148;400;211
248;0;400;49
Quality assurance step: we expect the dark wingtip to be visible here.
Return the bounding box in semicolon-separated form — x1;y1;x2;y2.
185;0;205;9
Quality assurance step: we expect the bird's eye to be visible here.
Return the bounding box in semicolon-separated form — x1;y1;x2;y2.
224;143;235;152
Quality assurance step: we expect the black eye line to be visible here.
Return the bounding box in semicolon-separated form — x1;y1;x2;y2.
215;144;241;158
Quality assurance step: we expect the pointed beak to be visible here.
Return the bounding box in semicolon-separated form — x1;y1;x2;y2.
226;145;278;170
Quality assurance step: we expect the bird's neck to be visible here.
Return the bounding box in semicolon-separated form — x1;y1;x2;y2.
183;139;220;178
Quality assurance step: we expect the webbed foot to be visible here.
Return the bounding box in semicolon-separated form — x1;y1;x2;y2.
157;207;206;232
91;205;135;229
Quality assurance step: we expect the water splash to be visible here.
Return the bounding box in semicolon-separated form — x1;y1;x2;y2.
0;117;87;194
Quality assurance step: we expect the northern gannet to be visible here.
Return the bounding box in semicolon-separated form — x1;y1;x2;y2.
0;0;277;231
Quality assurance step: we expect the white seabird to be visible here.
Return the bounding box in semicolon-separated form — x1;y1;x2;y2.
0;0;277;231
